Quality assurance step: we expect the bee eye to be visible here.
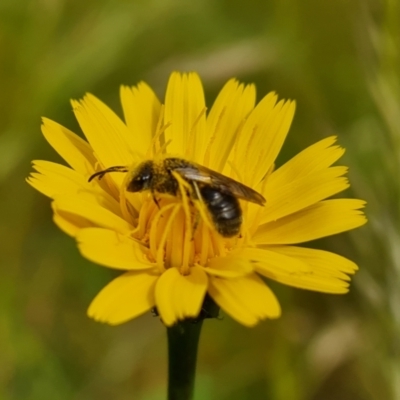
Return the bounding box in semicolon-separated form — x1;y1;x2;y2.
127;177;144;192
127;175;152;192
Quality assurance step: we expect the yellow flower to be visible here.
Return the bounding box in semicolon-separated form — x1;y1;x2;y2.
27;72;367;327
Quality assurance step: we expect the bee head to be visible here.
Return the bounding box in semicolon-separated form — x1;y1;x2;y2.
126;161;153;192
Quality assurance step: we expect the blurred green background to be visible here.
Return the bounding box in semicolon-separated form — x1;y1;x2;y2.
1;0;398;399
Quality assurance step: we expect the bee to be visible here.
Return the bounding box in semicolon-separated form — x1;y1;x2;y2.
88;158;266;237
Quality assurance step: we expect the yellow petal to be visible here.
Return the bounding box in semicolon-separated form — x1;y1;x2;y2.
235;96;296;186
233;91;277;174
240;246;311;273
204;253;253;278
164;72;206;160
77;228;153;270
155;266;208;326
267;245;358;276
120;82;161;157
254;199;367;244
88;271;158;325
27;160;121;215
71;94;138;186
53;209;93;236
53;195;132;234
41;118;97;175
259;166;350;224
241;247;351;293
205;79;256;171
267;136;345;188
208;273;281;327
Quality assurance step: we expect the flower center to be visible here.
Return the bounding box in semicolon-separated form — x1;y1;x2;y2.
131;193;236;275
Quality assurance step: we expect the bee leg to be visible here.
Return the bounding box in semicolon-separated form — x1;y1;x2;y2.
151;191;161;209
191;211;200;240
191;182;201;239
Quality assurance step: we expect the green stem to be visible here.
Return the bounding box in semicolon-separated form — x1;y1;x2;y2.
167;319;203;400
166;296;219;400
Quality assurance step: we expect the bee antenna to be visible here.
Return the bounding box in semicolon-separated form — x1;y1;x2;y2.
88;166;129;182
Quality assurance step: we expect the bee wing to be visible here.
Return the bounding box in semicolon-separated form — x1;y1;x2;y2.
174;164;266;205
